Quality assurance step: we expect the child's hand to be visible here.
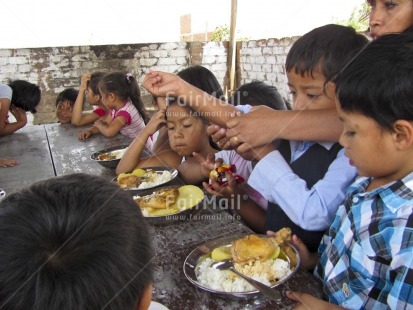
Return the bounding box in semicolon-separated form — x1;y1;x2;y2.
268;232;318;271
145;109;166;134
203;171;245;199
193;152;221;178
78;130;92;141
0;157;19;167
93;119;108;130
10;106;27;124
143;71;185;97
286;291;338;310
80;73;91;90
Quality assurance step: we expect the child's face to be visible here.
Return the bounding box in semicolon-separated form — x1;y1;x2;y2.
368;0;413;39
56;100;73;124
287;70;335;111
166;105;208;157
337;102;399;180
86;86;101;105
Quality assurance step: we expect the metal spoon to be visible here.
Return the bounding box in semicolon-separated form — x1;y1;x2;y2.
211;260;282;302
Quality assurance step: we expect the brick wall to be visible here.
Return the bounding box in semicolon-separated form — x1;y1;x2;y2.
0;38;296;124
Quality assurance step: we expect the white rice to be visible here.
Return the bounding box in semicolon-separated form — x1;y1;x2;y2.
196;257;291;292
137;171;172;189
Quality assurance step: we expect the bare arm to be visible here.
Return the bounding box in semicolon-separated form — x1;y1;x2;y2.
143;71;238;127
0;100;27;136
226;106;342;152
94;114;124;137
116;109;182;174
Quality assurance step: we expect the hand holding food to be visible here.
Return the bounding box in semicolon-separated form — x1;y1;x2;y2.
208;163;244;188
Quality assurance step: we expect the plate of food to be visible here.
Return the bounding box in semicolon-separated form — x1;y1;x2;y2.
134;185;204;223
183;228;299;298
114;166;178;191
90;145;130;169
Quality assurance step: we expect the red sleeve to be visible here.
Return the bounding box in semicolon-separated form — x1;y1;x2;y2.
93;108;106;117
115;110;131;125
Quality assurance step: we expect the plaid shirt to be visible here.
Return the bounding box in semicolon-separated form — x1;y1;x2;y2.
314;173;413;309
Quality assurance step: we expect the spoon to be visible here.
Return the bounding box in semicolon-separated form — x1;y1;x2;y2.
211;260;282;302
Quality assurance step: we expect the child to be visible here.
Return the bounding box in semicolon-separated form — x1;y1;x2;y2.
71;71;107;126
78;72;153;152
249;25;367;249
151;65;224;156
55;87;79;124
0;173;154;309
0;79;41;137
116;99;217;175
287;32;413;310
117;66;223;174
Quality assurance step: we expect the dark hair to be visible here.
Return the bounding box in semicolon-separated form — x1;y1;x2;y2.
55;88;79;106
229;80;290;110
8;80;41;113
0;173;153;310
176;66;224;149
335;33;413;131
88;71;105;95
99;72;149;124
177;65;224;100
286;24;369;82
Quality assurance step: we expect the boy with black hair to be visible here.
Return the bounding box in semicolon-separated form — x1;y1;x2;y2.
0;173;154;310
55;87;79;123
288;33;413;309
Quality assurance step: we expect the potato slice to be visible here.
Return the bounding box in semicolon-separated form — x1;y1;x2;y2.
174;185;204;210
132;168;146;177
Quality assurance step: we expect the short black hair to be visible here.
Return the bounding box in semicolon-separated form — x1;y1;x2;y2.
229;80;290;110
0;173;153;310
8;80;41;113
55;88;79;106
335;33;413;131
286;24;369;81
177;65;224;100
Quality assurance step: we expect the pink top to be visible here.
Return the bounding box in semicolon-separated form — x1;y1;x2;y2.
110;101;153;152
93;107;106;117
215;150;267;210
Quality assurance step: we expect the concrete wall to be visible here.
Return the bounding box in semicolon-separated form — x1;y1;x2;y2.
0;38;296;124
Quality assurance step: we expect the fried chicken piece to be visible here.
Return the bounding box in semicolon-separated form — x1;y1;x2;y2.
136;188;179;209
231;235;277;264
231;228;292;264
117;175;142;188
273;227;292;244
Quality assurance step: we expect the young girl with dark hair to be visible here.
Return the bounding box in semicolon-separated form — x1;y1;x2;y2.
78;72;152;152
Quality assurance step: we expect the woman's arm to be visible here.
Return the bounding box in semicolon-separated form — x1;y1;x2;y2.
225;106;342;152
143;71;238;127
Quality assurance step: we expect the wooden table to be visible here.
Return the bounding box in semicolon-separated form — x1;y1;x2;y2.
0;123;324;309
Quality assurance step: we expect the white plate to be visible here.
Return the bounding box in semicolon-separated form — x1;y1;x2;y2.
148;301;169;310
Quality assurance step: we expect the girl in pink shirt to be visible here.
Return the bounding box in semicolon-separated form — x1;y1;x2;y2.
78;72;152;153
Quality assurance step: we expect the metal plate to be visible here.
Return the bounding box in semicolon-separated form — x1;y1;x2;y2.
183;234;300;298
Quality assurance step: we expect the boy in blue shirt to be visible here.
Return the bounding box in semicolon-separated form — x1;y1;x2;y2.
288;33;413;309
